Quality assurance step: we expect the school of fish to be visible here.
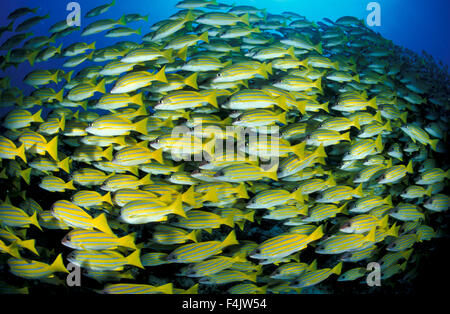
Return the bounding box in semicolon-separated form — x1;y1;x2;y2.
0;0;449;294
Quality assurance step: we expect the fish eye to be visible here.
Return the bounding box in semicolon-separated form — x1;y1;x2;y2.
216;73;222;77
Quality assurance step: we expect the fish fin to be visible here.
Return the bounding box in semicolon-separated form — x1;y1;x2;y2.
353;74;360;83
400;112;408;124
56;157;70;174
204;91;218;108
353;183;364;197
352;117;361;130
222;230;238;248
138;173;153;186
365;228;376;242
29;211;42;231
314;77;322;91
202;187;219;203
101;145;113;161
44;136;59;160
235;182;249;199
184;72;198;89
151;148;164;164
274;95;288;111
119;233;137;250
92;213;114;235
368;97;378;110
277;112;287;125
378;215;389;229
182;185;196;207
375;134;383;152
314;143;327;158
133;117;149;135
177;46;187;62
384;120;392;132
20;168;31;185
126;249;144;269
307;225;324;242
331;262;343;275
20;239;39;255
95;78;106;94
295;100;307;115
153;66;168;83
286;46;296;59
291;141;305;159
65;180;76;190
291;189;304;204
236;220;245;231
32;109;44;123
203;137;216;159
240;13;250;26
199;31;209;44
429;139;439;152
102;192;113;205
50;253;68;273
223;214;235;228
155;283;173;294
262;163;278;181
341;131;351;142
406;160;414;174
308;259;318;271
373;111;382;124
315;42;323;54
169;194;186;218
256;63;268;79
118;15;127;26
187;230;198;243
402;248;414;260
185;284;198;294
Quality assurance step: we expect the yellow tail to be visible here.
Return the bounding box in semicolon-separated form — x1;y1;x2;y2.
184;72;198;89
126;249;144;269
50;253;69;273
133;117;149;135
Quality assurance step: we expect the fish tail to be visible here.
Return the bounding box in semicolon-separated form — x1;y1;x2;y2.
185;284;199;294
184;72;198;89
20;239;39;255
45;136;58;160
429;139;439;152
64;70;73;83
307;225;324;242
187;230;198;243
29;211;43;231
314;77;322;91
353;183;364;197
275;95;288;111
32;109;44;123
375;134;383;152
295;100;307;115
244;210;255;222
425;186;433;197
400;111;408;124
204;91;218;108
368;97;378;110
54;88;64;102
182;185;196;207
16;143;27;163
256;64;268;79
58;115;66;131
133;117;149;135
365;227;376;242
353;74;360;83
130;93;144;108
373;111;382;124
341;131;351;142
386;223;399;237
378;214;389;229
338;202;348;214
65;180;75;190
101;145;113;161
331;262;343;275
291;141;305;159
169;194;186;218
153;66;168;83
308;259;318;271
223;214;235;228
202;187;218;203
126;249;144;269
184;10;195;22
384;120;392;132
155;283;173;294
353;117;361;130
314;143;327;158
118;14;127;26
139;173;153;185
27;50;39;66
95;78;106;94
262;163;278;181
291;189;304;203
235;182;249;199
277;112;287;125
406;160;414;174
151;148;164;164
203;137;216;159
221;230;239;248
50;253;68;273
315;42;323;54
119;233;137;250
20;168;31;185
135;27;142;35
384;194;393;206
102;192;113;205
57;157;70;174
240;13;250;26
403;248;414;260
264;62;273;75
92;213;114;235
52;70;59;84
199;31;209;44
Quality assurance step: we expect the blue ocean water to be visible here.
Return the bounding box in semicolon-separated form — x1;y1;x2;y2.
0;0;449;97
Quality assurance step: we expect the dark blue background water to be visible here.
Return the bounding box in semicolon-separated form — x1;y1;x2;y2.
1;0;449;96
